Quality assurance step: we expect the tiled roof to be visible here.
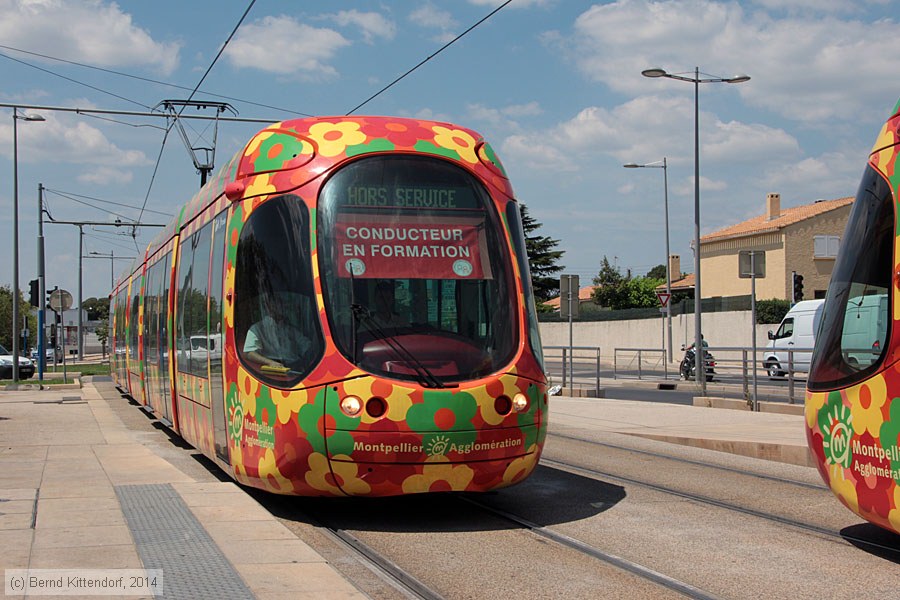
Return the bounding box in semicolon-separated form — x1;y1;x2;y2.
544;285;596;309
701;196;853;243
656;273;694;291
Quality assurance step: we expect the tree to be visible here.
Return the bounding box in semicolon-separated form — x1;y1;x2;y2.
591;257;664;309
0;285;39;353
646;264;667;280
591;256;626;308
82;297;110;322
520;204;565;306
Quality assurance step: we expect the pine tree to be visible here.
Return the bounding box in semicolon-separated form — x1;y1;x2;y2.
520;205;565;304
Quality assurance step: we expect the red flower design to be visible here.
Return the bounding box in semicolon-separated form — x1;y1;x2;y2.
360;119;434;148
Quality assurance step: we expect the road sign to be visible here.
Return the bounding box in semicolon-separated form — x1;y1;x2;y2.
560;274;580;319
656;291;671;308
49;289;73;312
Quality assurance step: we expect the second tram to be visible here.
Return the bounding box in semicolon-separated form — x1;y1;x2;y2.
807;98;900;534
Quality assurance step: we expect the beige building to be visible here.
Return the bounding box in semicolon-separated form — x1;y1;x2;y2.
698;193;853;301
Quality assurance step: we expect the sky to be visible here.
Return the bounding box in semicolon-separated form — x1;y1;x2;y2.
1;0;899;306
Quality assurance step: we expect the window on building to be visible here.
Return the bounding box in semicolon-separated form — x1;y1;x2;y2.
814;235;840;258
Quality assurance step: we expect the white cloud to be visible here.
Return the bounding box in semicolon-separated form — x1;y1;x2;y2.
409;4;458;29
0;113;149;166
564;0;900;124
225;16;350;78
77;166;134;185
330;10;395;44
0;0;180;75
499;95;799;174
468;0;554;7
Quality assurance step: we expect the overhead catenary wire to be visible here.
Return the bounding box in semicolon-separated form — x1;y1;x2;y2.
0;50;152;110
0;43;312;117
44;187;174;218
346;0;513;115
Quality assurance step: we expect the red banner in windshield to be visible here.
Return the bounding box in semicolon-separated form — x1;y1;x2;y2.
335;220;485;279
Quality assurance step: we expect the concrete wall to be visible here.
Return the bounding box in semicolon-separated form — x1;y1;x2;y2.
540;311;778;362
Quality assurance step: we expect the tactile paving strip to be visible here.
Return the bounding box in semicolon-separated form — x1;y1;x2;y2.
115;483;254;599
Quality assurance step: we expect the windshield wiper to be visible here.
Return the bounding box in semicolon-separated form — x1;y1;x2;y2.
351;303;444;388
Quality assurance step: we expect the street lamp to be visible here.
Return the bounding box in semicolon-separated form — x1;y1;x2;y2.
624;158;672;363
641;67;749;393
11;108;44;383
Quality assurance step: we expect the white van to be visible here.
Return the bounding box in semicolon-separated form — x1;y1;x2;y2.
763;299;824;377
841;293;888;369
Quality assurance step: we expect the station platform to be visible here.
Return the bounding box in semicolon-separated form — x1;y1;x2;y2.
550;395;811;467
1;379;811;598
0;379;365;600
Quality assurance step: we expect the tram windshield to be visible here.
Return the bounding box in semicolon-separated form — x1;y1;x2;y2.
318;155;517;386
808;165;893;391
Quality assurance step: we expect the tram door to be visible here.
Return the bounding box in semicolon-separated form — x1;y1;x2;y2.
209;213;229;462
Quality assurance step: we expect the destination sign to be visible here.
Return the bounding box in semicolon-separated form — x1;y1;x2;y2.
343;185;479;209
334;218;488;280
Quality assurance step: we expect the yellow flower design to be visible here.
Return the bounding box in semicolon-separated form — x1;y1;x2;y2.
849;375;887;437
502;446;538;485
243;174;276;198
432;126;478;164
274;388;311;425
401;457;474;494
305;453;370;496
245;129;276;158
805;390;828;429
829;462;859;514
888;485;900;533
237;367;260;417
308;122;366;157
258;449;293;493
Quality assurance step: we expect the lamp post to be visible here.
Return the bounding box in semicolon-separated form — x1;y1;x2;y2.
641;67;749;393
624;158;672;363
11;108;45;383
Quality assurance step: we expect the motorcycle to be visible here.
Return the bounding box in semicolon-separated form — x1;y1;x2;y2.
679;345;716;382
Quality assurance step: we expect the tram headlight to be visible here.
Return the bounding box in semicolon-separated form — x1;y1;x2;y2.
340;395;363;417
512;393;530;413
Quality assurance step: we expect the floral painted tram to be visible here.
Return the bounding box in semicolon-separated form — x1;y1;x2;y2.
806;99;900;533
110;116;549;496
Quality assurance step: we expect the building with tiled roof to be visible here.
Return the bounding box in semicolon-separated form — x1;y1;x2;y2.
697;193;852;300
544;285;596;311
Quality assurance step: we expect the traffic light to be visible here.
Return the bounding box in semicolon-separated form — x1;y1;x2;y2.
793;272;804;302
47;286;57;311
28;279;39;307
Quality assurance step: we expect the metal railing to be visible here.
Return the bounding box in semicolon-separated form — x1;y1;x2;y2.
542;346;602;391
612;348;668;380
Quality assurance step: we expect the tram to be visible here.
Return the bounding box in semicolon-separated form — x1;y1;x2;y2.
110;116;549;497
806;99;900;534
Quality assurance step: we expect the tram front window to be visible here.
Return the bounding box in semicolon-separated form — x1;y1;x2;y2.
318;155;517;386
808;166;893;391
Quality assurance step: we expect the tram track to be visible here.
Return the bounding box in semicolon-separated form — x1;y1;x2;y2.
539;455;900;558
457;495;721;600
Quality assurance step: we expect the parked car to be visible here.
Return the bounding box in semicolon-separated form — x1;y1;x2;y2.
0;344;35;380
29;347;61;362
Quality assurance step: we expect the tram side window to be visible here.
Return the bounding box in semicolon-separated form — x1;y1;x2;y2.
234;195;323;387
128;277;140;363
208;212;228;375
506;202;545;371
176;224;212;377
159;254;171;392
